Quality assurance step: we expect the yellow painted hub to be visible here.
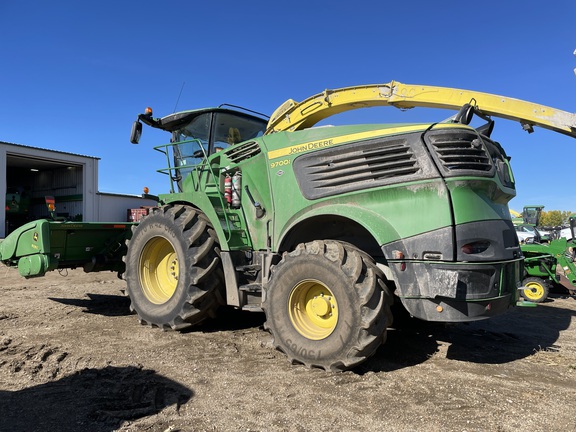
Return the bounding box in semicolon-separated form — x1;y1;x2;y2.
524;281;544;301
288;279;338;340
138;237;179;304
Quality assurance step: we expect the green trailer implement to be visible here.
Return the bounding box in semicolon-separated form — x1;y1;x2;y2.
2;81;576;370
0;219;133;277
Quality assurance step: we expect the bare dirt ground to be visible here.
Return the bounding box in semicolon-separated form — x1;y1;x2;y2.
1;267;575;432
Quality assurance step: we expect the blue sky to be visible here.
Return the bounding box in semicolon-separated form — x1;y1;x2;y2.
1;1;575;212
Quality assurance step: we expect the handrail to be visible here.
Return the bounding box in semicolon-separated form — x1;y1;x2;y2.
154;139;234;241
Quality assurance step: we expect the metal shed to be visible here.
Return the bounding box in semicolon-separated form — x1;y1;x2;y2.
1;141;100;237
1;141;159;238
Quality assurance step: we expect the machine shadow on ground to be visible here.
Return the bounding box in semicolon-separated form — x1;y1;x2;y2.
0;365;193;432
48;293;132;317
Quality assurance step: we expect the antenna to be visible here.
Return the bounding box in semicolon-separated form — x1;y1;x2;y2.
173;81;186;112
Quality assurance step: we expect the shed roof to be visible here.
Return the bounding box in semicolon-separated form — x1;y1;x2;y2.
0;141;100;160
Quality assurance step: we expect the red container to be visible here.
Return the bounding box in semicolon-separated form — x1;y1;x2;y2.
127;208;149;222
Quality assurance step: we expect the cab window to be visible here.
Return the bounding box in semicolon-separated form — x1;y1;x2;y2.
171;113;211;186
212;112;267;153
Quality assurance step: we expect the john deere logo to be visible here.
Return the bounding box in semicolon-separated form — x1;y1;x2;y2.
33;232;38;242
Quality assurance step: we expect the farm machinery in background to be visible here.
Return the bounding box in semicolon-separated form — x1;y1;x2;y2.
515;205;576;303
5;186;31;234
511;205;550;244
2;81;576;371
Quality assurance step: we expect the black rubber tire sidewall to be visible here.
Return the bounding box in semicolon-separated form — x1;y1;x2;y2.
264;241;389;370
126;213;190;324
125;206;223;328
521;277;549;303
268;259;359;361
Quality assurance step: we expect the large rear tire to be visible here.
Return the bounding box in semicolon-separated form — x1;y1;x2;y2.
124;205;224;330
263;240;392;371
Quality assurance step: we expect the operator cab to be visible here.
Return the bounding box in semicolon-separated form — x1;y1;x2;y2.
131;106;268;191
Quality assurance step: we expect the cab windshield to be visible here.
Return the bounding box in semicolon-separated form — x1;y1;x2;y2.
170;110;267;188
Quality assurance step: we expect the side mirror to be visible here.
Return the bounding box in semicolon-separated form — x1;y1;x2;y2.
130;121;142;144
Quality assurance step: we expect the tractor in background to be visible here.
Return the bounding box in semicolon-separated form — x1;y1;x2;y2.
520;214;576;302
5;186;31;234
512;205;551;244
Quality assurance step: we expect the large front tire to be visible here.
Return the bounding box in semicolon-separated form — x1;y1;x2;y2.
263;240;392;371
124;205;224;330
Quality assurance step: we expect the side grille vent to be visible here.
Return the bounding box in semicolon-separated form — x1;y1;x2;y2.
428;131;492;173
293;137;422;200
225;141;261;163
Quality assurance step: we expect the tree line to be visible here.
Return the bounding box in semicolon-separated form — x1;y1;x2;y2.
539;210;575;227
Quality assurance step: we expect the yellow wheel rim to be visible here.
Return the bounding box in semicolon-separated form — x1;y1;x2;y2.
524;281;544;301
288;279;338;340
138;237;179;304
